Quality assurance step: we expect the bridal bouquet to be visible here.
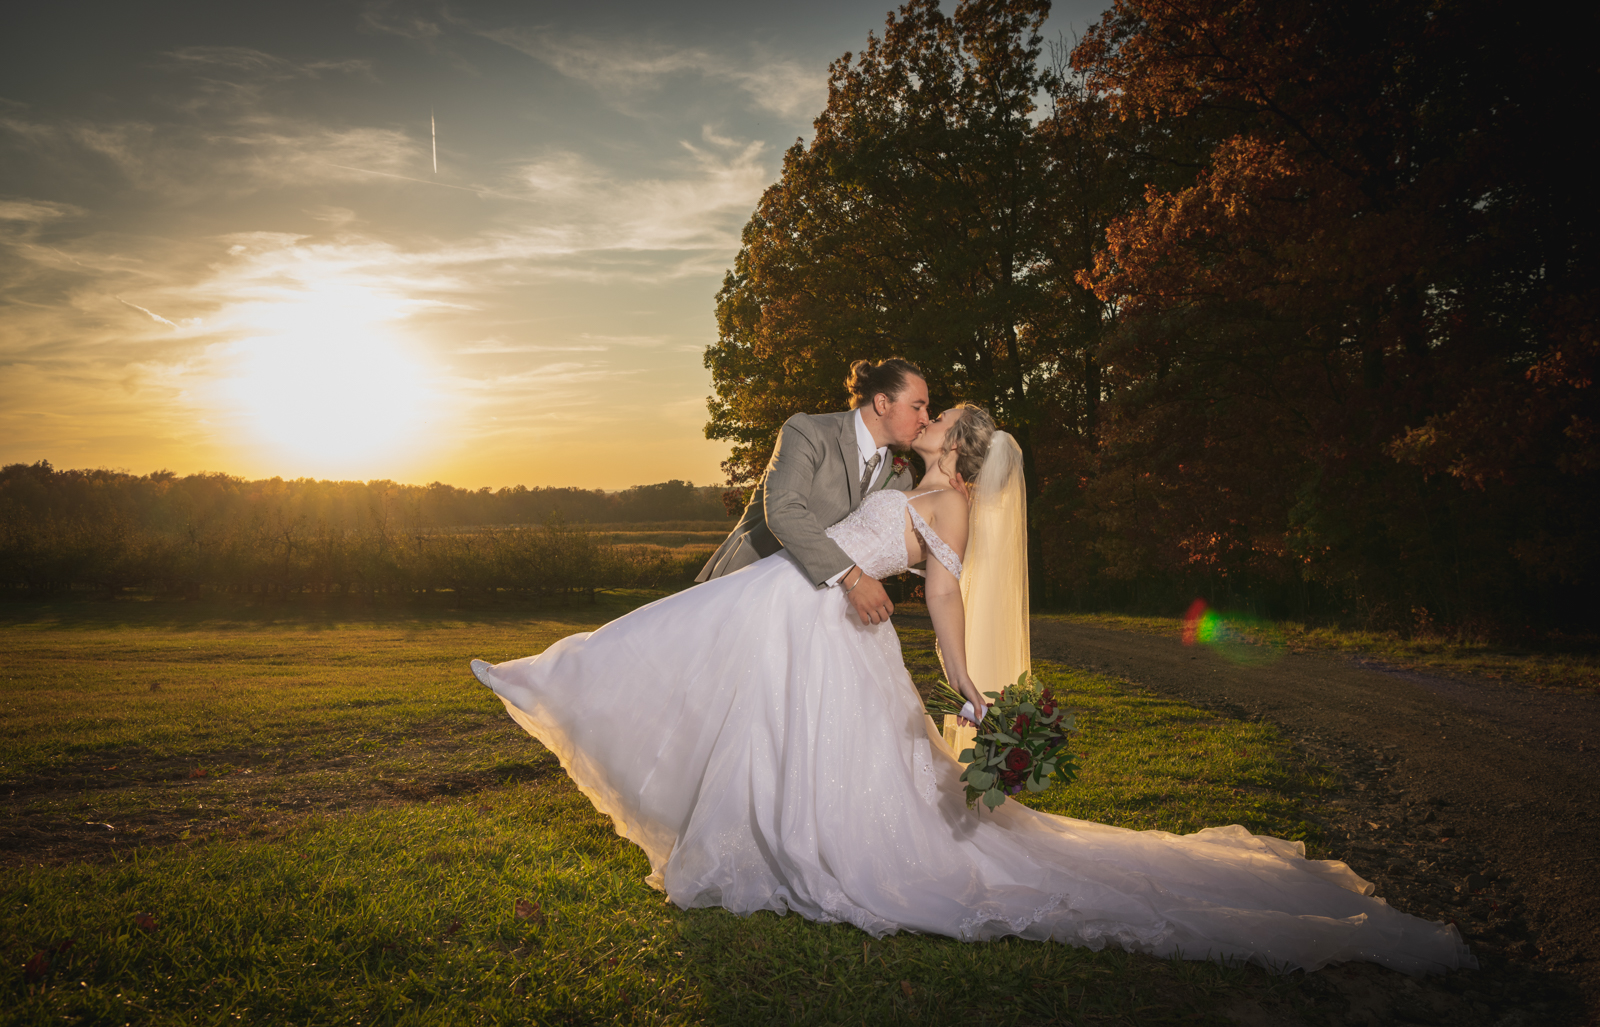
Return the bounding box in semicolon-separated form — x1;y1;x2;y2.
928;673;1078;810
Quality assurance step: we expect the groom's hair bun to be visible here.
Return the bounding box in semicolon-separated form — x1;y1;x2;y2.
846;358;924;409
944;403;996;483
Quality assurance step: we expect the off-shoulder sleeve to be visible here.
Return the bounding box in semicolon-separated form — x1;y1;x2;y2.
906;502;962;579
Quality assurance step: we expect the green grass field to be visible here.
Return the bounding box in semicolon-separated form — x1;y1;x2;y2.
3;595;1338;1025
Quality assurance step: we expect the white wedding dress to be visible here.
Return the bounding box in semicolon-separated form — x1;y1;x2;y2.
470;489;1473;975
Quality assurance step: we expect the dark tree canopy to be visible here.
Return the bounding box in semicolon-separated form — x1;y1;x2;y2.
1072;0;1599;624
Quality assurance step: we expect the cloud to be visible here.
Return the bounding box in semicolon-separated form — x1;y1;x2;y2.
0;97;424;202
489;136;769;270
482;29;826;119
165;46;376;82
359;2;449;44
458;339;609;354
0;199;83;224
576;333;670;348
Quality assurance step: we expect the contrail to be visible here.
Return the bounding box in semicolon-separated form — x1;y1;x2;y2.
431;108;437;174
116;297;177;328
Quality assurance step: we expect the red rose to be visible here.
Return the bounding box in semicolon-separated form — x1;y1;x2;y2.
1013;714;1031;732
1038;702;1055;717
1005;749;1032;773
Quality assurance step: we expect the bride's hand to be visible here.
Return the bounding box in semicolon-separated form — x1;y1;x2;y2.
954;678;987;727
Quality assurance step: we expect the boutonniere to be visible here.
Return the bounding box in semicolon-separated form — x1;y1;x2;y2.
887;455;911;481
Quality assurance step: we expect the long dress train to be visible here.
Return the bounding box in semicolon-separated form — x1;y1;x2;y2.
470;490;1473;975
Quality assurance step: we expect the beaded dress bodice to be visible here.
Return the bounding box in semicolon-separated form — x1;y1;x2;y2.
825;490;963;581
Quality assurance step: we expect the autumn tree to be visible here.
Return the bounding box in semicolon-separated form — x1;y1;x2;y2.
706;0;1076;494
1071;0;1599;626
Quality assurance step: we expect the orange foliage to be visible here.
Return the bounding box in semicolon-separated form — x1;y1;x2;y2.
1065;0;1599;622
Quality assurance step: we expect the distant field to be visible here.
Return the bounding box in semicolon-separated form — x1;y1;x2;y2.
598;530;726;551
595;522;727;575
583;521;733;534
2;595;1338;1025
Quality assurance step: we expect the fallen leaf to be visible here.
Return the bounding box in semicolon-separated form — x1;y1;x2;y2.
188;768;207;779
24;952;49;981
514;898;543;923
901;980;915;998
133;913;156;931
444;920;462;937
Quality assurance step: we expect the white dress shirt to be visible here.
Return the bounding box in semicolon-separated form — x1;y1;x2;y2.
827;409;891;587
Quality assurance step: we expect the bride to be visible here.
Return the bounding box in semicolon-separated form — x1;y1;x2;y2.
469;403;1473;976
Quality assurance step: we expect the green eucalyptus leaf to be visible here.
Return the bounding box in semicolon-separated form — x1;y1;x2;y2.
983;787;1006;809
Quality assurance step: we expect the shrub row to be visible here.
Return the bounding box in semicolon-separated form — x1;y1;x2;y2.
0;519;708;602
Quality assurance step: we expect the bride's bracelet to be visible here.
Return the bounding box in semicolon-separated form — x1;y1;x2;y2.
842;568;864;594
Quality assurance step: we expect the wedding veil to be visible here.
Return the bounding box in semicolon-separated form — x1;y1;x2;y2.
940;430;1030;755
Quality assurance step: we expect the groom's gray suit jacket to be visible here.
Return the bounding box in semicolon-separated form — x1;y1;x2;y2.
696;410;914;587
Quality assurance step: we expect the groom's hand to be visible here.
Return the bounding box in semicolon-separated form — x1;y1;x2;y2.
847;574;894;625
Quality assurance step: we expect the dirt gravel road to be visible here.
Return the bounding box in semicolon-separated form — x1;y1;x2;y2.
1027;617;1598;1024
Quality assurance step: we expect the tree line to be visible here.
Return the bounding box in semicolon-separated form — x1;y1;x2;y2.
706;0;1597;633
0;462;729;531
0;462;722;601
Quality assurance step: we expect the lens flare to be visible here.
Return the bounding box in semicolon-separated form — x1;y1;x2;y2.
1181;599;1285;666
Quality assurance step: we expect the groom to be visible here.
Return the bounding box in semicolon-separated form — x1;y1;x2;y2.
695;358;930;625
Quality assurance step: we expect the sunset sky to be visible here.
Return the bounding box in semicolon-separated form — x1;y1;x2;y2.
0;0;1100;490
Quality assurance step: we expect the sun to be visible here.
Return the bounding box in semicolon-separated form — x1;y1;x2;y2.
217;284;442;477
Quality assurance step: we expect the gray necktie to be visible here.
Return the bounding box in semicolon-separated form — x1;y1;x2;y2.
859;452;882;495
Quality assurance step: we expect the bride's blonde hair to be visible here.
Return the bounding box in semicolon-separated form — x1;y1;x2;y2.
943;403;997;482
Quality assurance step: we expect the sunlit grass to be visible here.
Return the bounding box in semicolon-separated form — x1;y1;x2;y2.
897;627;1330;845
1;598;1333;1025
